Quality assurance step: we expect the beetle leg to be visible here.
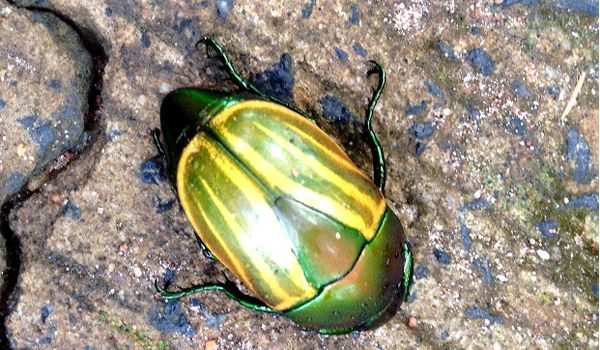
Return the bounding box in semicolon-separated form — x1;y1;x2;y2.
155;278;277;314
196;37;315;122
151;128;167;161
151;128;180;185
400;241;414;302
193;233;216;261
363;61;387;193
196;37;253;92
219;277;278;313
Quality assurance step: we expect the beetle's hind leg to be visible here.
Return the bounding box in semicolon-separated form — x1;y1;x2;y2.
155;276;277;314
197;37;314;121
363;61;387;193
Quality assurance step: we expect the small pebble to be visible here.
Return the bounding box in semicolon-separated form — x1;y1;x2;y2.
1;7;13;16
536;249;550;261
205;339;218;350
414;264;429;279
16;143;27;157
494;300;504;311
159;82;172;94
433;249;451;265
407;316;418;328
436;41;458;62
334;47;348;61
352;43;367;57
133;267;142;277
466;48;495;76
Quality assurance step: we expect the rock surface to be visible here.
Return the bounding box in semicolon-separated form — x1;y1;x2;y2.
0;0;91;310
0;0;598;349
0;1;91;201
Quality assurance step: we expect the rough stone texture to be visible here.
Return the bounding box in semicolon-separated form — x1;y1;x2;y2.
1;0;598;349
0;1;91;200
0;0;90;293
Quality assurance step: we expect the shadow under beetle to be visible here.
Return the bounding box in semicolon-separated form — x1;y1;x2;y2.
152;38;413;334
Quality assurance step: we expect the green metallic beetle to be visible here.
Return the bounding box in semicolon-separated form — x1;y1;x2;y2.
152;38;413;334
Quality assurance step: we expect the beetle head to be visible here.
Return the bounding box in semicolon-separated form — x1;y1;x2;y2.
160;88;240;176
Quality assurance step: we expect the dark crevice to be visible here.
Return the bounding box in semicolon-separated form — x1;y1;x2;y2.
0;2;108;348
0;193;26;349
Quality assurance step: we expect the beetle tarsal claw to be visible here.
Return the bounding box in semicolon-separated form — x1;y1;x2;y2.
220;272;234;284
197;37;221;58
195;36;211;48
154;280;188;300
154;279;169;295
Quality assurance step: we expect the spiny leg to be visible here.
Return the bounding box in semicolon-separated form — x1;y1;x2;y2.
364;61;387;193
150;128;177;184
152;128;216;261
400;242;414;302
155;277;276;313
197;37;314;121
151;129;167;161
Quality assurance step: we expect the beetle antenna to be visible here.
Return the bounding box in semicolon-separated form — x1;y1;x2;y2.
364;61;387;193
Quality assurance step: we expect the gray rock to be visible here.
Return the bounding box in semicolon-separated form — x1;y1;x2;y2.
0;1;90;322
0;2;90;203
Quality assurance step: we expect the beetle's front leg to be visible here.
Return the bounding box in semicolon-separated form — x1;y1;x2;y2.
196;37;315;122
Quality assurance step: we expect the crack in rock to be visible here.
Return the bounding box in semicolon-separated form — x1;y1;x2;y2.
0;2;107;347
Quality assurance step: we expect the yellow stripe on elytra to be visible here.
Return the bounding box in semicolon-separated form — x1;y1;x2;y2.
177;139;254;297
208;99;386;238
200;178;297;308
253;122;370;201
218;126;381;238
179;136;314;310
252;122;383;236
211;150;314;304
276;117;366;179
259;105;384;227
185;179;254;292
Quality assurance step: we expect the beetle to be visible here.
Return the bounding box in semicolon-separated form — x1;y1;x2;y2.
152;37;413;334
